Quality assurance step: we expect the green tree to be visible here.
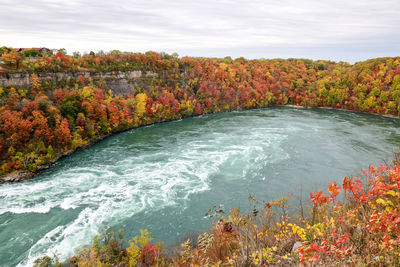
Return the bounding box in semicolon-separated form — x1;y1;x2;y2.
22;49;40;58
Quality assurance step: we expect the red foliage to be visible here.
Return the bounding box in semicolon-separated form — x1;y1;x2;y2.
1;52;400;177
139;243;159;265
310;191;330;206
54;118;71;147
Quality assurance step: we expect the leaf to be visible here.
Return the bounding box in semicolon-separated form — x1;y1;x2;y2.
376;198;386;205
386;190;397;197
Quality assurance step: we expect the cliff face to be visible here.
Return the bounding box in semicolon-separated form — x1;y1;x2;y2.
0;70;158;95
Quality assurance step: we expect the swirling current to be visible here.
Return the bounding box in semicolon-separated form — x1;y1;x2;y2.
1;107;400;266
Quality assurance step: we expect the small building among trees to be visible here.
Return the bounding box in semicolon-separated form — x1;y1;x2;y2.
14;47;51;53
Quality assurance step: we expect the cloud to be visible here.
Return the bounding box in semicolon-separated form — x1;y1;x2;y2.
0;0;399;62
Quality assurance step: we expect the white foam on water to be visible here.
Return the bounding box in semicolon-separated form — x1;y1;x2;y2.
0;112;296;266
2;109;396;267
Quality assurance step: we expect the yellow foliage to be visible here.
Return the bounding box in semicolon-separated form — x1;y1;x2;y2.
71;131;87;150
18;88;26;97
219;63;229;71
262;247;277;263
251;251;261;265
376;198;386;205
30;74;41;91
126;241;140;267
386;190;397;197
126;229;153;266
135;93;148;117
306;223;326;239
288;223;307;241
138;229;153;246
81;86;94;101
226;257;234;266
184;100;194;114
228;68;236;79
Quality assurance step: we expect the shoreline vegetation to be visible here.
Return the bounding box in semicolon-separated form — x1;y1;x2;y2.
1;50;400;183
1;48;400;265
3;104;398;184
34;155;400;266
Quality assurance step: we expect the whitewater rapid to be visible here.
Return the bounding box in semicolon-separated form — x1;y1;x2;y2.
0;108;399;266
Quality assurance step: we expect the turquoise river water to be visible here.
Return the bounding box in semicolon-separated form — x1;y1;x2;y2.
1;107;400;266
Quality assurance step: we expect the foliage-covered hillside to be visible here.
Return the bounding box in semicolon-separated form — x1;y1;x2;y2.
1;50;400;179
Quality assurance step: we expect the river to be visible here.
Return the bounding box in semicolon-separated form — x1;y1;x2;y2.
1;107;399;266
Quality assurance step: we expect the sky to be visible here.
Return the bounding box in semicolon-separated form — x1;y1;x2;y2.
0;0;399;63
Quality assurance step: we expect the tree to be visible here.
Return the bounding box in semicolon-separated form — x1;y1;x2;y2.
54;118;71;147
1;51;23;69
136;93;148;117
72;51;81;58
0;46;14;56
57;48;67;55
22;49;40;58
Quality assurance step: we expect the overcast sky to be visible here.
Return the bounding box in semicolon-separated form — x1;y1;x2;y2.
1;0;399;62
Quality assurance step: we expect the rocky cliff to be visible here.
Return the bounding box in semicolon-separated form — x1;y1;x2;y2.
0;70;158;95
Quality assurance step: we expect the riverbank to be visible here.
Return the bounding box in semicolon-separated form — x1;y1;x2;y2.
1;103;399;184
1;104;398;184
1;54;400;184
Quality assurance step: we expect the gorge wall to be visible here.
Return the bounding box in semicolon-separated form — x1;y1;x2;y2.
0;70;158;95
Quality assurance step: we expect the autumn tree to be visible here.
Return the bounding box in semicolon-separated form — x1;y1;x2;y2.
1;51;23;69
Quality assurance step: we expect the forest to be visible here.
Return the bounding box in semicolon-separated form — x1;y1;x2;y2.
1;48;400;266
